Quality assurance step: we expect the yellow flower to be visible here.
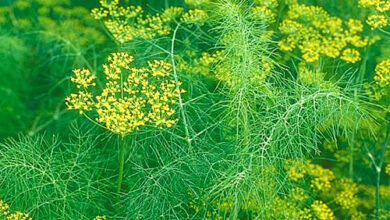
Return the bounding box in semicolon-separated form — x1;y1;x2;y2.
374;59;390;87
251;6;277;23
0;198;32;220
340;48;361;63
279;3;366;63
6;211;32;220
278;37;296;52
66;53;183;136
0;199;10;216
306;163;335;191
335;190;358;209
91;1;171;43
284;159;307;182
367;14;388;29
180;9;208;25
311;200;335;220
385;164;390;175
93;215;107;220
359;0;390;12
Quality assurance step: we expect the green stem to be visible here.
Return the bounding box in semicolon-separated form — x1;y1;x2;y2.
375;122;390;220
349;134;354;178
171;24;193;151
117;136;126;195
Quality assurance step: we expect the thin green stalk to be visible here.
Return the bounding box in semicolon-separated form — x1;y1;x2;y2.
375;122;390;220
171;23;193;150
349;133;354;179
350;36;372;178
117;136;126;195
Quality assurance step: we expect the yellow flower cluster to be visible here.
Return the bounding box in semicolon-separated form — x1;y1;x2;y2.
91;0;207;44
367;14;388;29
0;198;31;220
364;59;390;100
311;200;335;220
1;199;10;217
374;59;390;87
289;187;309;203
251;0;279;23
334;179;359;210
386;164;390;175
341;48;362;63
8;0;106;46
279;3;367;63
7;211;32;220
91;0;170;43
307;163;335;191
284;159;306;181
284;160;335;191
336;191;358;210
66;52;183;136
93;215;106;220
180;9;208;25
359;0;390;29
269;196;312;219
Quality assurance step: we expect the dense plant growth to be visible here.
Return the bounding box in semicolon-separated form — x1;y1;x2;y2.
1;0;390;219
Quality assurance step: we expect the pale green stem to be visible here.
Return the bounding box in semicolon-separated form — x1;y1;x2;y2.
171;24;193;150
117;136;126;195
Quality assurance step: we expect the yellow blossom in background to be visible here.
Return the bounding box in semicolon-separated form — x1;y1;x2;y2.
335;190;359;210
1;199;10;217
279;3;367;63
289;187;308;202
360;0;390;29
374;59;390;87
284;159;307;182
66;52;183;136
92;0;207;44
367;14;388;29
306;163;335;191
93;215;106;220
180;9;208;25
311;200;335;220
386;164;390;175
6;211;32;220
251;0;279;23
91;0;170;43
341;48;361;63
0;198;31;220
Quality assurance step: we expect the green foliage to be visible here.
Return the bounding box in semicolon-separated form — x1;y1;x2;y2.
1;0;390;219
0;126;113;219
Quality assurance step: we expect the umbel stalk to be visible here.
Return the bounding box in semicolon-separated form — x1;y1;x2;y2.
117;136;126;195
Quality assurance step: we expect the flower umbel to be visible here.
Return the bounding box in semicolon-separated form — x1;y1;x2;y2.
66;52;183;136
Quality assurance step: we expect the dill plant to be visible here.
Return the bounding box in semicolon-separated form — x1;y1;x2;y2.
2;0;390;219
191;1;376;219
